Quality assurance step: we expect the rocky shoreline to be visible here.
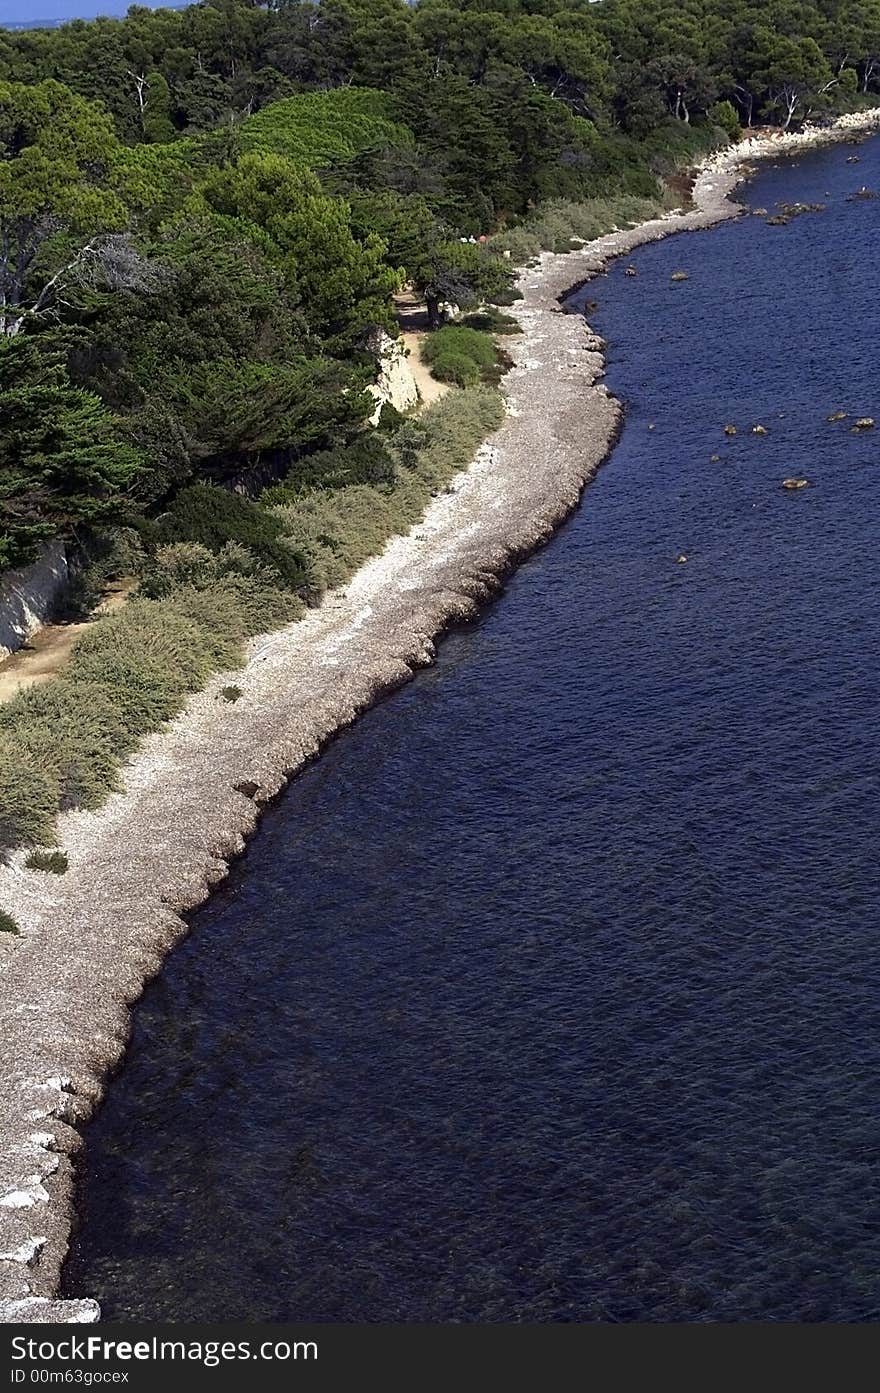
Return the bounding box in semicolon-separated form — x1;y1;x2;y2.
1;107;878;1325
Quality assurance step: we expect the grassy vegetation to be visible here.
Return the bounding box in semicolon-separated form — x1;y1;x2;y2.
267;387;504;588
491;193;675;261
459;309;523;335
420;326;503;388
25;850;69;874
0;388;504;857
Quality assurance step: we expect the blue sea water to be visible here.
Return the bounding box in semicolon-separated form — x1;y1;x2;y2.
63;135;880;1322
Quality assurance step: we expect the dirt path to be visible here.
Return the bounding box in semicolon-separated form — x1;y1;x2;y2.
393;289;451;408
0;581;136;704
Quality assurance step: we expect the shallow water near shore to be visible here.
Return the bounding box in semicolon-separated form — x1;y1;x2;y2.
63;136;880;1322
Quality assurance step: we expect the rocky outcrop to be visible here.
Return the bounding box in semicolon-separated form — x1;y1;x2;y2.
366;330;420;422
0;543;69;661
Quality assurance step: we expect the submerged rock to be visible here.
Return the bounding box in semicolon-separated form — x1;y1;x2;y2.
724;424;737;436
625;266;638;277
670;270;690;282
827;410;848;422
846;187;878;202
852;417;875;430
775;201;826;219
676;554;688;564
782;477;809;490
752;424;768;435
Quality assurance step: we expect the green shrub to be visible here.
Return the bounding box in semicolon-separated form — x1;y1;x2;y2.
65;602;217;737
708;101;741;141
220;685;242;703
15;717;122;813
428;352;481;387
71;601;217;693
155;484;310;592
0;741;60;852
164;586;248;668
421;326;500;387
25;850;68;874
460;309;522;335
210;575;305;635
263;436;396;503
490;227;542;262
487;287;524;305
0;679;138;754
421;326;497;370
66;648;186;733
0;909;19;934
140;542;218;598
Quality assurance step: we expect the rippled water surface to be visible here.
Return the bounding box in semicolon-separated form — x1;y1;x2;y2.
64;137;880;1321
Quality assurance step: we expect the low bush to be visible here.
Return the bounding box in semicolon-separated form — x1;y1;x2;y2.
0;909;20;934
493;193;670;260
263;436;396;504
429;352;481;387
487;287;524;306
421;326;500;387
421;326;497;370
25;850;68;874
72;601;218;694
0;741;60;851
460;309;522;335
153;484;311;592
220;686;243;703
708;101;741;141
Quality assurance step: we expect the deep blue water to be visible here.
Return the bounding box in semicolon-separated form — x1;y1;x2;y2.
63;137;880;1322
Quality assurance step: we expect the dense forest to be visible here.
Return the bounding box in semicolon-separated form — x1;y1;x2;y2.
0;0;878;863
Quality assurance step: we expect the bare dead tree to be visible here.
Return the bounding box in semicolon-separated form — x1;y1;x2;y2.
0;232;165;337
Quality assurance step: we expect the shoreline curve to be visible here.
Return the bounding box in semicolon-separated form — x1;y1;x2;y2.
1;107;878;1324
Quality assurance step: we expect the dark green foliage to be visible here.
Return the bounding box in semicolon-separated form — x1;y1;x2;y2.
263;436;396;502
71;219;370;499
427;352;481;388
461;309;523;335
152;484;311;592
421;326;500;386
238;88;415;167
0;910;19;934
25;850;69;874
488;288;525;307
708;100;742;141
220;686;243;704
0;337;142;571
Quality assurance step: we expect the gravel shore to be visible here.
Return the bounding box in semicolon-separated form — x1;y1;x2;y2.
1;108;878;1324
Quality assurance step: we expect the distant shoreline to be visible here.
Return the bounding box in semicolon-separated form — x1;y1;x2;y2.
1;106;879;1325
